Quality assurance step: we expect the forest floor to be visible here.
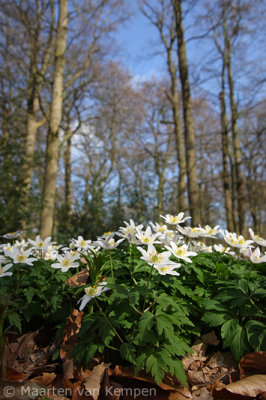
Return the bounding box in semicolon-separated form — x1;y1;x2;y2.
1;309;266;400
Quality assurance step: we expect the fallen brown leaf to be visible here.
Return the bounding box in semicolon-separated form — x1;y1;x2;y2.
212;374;266;399
5;330;52;378
239;352;266;378
83;362;109;400
30;372;56;386
60;309;84;380
6;367;26;382
191;387;212;399
65;269;89;288
112;365;191;396
191;341;207;357
201;331;220;347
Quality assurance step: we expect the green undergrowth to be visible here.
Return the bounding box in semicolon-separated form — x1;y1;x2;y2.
1;246;266;386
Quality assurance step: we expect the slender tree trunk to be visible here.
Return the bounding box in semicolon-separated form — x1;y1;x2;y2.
64;129;72;226
21;93;39;205
172;0;201;225
219;57;234;232
226;46;246;234
166;49;187;212
40;0;68;238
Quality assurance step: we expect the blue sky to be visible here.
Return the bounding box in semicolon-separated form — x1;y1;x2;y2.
114;3;165;80
113;0;266;110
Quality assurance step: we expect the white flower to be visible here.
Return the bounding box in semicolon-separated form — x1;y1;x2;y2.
0;264;13;278
1;231;26;239
193;241;212;253
223;230;253;249
14;239;28;249
158;230;183;247
249;247;266;264
72;236;92;251
213;244;232;254
78;282;110;310
153;263;181;276
1;243;13;253
51;252;80;272
177;226;205;238
5;247;37;266
201;225;220;238
28;235;54;250
137;244;173;266
118;220;143;243
160;212;191;225
164;242;197;263
135;226;161;245
150;222;168;234
249;229;266;247
44;245;59;261
95;233;124;249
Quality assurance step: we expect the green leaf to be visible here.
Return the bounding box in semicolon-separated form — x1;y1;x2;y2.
191;265;205;284
7;312;22;333
202;311;231;327
168;360;187;386
139;311;154;340
221;318;239;348
230;325;248;361
245;320;266;351
146;354;165;385
164;335;192;357
156;313;174;338
120;343;136;364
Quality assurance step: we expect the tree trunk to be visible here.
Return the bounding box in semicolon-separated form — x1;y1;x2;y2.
227;46;246;234
64;129;72;226
166;49;187;212
40;0;68;238
219;57;234;232
172;0;201;225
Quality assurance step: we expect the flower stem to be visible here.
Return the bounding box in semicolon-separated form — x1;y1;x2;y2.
95;299;123;343
109;253;114;284
142;264;154;312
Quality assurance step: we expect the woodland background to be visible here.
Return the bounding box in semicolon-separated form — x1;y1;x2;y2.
0;0;265;242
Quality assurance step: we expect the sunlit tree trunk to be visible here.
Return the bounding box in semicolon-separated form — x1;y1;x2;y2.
64;128;72;227
166;50;187;212
172;0;201;225
20;1;55;229
226;44;246;234
40;0;68;238
219;56;234;232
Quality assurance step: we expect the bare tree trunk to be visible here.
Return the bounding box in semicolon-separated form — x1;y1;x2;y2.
20;1;55;229
166;49;187;212
219;57;234;232
172;0;201;225
40;0;68;238
64;128;72;226
226;46;246;234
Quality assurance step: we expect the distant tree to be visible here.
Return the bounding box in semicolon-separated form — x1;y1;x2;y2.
139;0;187;212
